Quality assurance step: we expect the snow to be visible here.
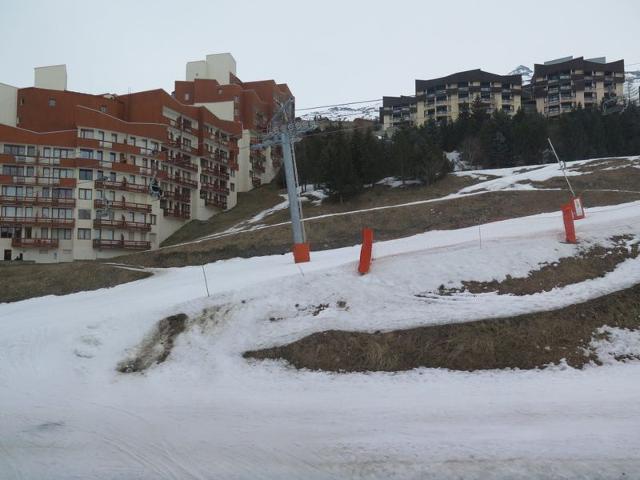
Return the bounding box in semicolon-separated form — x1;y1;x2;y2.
376;176;422;188
1;182;640;477
590;327;640;365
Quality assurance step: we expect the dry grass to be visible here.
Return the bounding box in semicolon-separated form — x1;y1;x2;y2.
244;282;640;372
430;235;639;296
161;183;285;246
118;188;640;268
0;262;151;304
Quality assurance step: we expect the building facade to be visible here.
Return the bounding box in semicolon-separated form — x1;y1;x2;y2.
415;69;522;125
380;69;521;131
0;65;245;263
532;56;625;117
379;96;417;130
174;53;294;191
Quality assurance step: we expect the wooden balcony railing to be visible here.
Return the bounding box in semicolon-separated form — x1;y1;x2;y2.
93;218;152;231
11;238;59;249
0;195;76;207
95;179;149;194
0;216;75;227
93;239;151;250
94;199;152;213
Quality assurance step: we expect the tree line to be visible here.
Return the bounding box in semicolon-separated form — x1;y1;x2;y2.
290;98;640;201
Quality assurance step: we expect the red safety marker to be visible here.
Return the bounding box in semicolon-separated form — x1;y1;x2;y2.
562;203;577;244
358;228;374;274
292;243;310;263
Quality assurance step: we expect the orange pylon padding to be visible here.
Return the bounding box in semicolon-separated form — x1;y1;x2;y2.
358;228;374;274
562;203;577;243
292;243;310;263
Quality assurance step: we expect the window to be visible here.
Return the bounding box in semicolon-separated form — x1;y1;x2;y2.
80;149;94;159
79;169;93;180
77;228;91;240
230;183;235;192
48;98;56;107
184;93;190;101
80;129;94;139
150;214;157;225
99;105;107;113
79;189;92;200
96;151;103;161
109;152;116;163
111;133;117;143
98;131;105;141
20;97;25;106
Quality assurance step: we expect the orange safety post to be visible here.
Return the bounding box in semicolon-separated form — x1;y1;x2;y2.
571;196;585;220
358;228;374;274
292;242;310;264
562;203;577;244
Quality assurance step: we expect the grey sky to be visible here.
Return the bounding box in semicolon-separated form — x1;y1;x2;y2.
1;0;639;110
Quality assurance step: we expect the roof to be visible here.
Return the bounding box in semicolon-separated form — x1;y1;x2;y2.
416;69;522;91
534;57;625;76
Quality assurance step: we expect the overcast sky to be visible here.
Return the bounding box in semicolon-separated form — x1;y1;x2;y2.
2;0;639;110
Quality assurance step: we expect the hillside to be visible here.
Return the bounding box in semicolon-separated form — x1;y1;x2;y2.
2;154;640;478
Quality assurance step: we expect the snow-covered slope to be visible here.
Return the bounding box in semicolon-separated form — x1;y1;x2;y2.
1;157;640;479
298;100;382;122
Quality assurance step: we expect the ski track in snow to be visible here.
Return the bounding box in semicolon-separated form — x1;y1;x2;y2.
1;163;640;478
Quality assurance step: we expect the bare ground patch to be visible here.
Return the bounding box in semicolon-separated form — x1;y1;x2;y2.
0;262;152;304
117;304;233;373
244;282;640;372
425;235;639;297
117;188;640;268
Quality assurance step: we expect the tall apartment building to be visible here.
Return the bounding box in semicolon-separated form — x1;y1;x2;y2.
379;96;417;130
174;53;294;191
415;70;522;125
532;56;625;117
0;61;281;263
380;69;521;131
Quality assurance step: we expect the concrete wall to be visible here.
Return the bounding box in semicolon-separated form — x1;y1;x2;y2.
197;101;234;122
204;53;236;85
186;60;208;82
34;65;67;91
0;83;17;127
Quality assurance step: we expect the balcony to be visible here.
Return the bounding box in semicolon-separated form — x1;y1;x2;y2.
0;195;76;207
171;175;197;189
0;175;76;187
204;198;227;209
95;179;149;194
0;154;63;166
0;216;75;227
166;154;199;172
93;218;152;231
11;237;59;249
93;239;151;250
252;177;262;188
163;208;190;219
200;182;230;195
200;165;230;180
94;199;152;213
163;190;191;203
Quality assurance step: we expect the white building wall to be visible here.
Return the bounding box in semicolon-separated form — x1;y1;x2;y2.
34;65;67;91
235;130;253;192
0;83;17;127
204;53;236;85
186;60;208;82
196;101;234;122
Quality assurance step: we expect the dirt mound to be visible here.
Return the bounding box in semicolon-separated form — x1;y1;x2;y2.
244;282;640;372
117;314;188;373
425;235;638;297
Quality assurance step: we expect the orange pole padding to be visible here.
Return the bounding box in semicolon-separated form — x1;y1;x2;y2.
562;203;577;244
358;228;374;274
292;242;310;264
571;196;585;220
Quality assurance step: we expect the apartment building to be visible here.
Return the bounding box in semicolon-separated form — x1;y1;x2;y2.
380;69;521;131
415;69;522;125
0;65;242;263
174;53;294;191
532;56;625;117
379;96;418;130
